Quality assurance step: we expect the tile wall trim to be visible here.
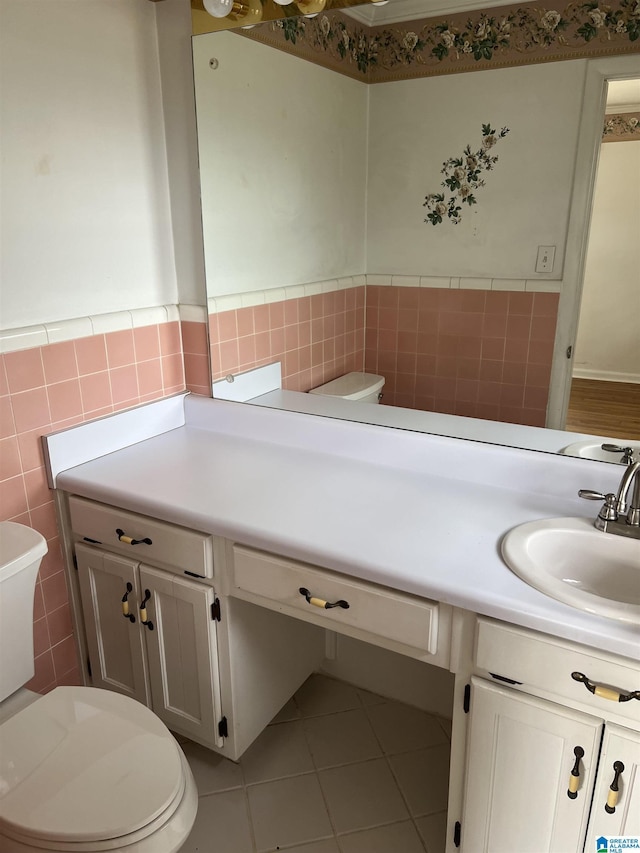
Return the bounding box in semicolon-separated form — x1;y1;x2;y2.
207;275;368;314
369;275;562;293
206;273;562;318
0;304;193;355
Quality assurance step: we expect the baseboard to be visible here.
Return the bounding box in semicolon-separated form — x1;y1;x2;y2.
572;368;640;384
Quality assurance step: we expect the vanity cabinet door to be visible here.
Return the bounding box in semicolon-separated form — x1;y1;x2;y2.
584;723;640;847
76;543;150;706
461;677;602;853
139;565;223;749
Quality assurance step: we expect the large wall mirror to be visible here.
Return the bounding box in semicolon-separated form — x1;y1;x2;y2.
191;0;640;461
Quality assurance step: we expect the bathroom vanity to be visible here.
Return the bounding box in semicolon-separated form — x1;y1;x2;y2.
46;395;640;853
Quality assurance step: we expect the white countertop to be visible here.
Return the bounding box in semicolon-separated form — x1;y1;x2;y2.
53;396;639;662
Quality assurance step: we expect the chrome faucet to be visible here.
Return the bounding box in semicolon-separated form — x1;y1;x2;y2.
579;460;640;540
601;443;638;465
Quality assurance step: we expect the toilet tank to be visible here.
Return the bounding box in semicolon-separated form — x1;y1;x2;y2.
309;372;385;403
0;523;48;701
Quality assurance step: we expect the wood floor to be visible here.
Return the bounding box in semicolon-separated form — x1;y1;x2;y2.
565;378;640;440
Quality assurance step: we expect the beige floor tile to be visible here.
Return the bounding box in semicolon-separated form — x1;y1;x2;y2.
295;675;361;717
366;702;448;755
319;758;409;834
242;719;315;784
181;739;244;795
389;745;450;817
181;678;451;853
416;811;448;853
182;789;253;853
304;708;382;769
247;773;333;852
339;820;427;853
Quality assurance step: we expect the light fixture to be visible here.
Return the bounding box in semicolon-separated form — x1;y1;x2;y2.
202;0;263;22
272;0;296;4
371;0;390;5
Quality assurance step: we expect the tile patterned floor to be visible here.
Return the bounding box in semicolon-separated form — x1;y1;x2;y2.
179;674;451;853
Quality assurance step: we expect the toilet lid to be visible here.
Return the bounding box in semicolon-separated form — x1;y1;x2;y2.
0;687;185;845
309;372;384;400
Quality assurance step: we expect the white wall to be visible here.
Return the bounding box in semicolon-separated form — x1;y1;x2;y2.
0;0;177;329
192;32;368;296
367;61;587;280
574;140;640;382
155;0;207;307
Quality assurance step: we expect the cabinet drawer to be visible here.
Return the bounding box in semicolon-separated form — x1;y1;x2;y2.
475;618;640;723
69;496;214;578
232;545;439;656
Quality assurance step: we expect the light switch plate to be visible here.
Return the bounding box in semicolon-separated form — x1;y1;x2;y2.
536;245;556;273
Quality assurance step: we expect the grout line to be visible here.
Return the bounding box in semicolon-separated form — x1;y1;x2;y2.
241;783;258;853
363;702;426;847
296;704;341;847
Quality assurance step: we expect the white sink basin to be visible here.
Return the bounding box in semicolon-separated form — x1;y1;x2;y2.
560;440;640;463
502;517;640;624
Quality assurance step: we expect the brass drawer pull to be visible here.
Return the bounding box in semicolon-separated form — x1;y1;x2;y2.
139;589;154;630
571;672;640;703
567;746;584;799
116;528;152;546
299;587;349;610
605;761;625;814
121;582;135;622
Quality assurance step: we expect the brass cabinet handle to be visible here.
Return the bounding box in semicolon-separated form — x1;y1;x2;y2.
116;528;152;546
567;746;585;799
139;589;154;630
121;582;135;622
299;587;349;610
605;761;625;814
571;672;640;703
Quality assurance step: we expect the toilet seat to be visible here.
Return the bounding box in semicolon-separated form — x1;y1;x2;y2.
0;687;196;852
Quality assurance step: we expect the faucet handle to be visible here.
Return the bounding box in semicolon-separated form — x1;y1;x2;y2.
601;444;637;465
578;490;618;521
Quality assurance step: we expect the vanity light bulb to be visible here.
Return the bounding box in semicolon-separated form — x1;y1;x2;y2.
203;0;263;22
272;0;296;4
203;0;234;17
296;0;327;13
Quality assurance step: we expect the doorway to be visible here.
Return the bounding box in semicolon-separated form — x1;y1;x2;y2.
547;56;640;438
564;77;640;440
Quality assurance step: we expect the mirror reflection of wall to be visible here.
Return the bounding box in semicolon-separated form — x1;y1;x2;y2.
194;3;639;433
567;79;640;440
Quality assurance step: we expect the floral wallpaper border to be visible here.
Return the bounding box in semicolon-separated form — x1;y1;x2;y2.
239;0;639;82
602;110;640;139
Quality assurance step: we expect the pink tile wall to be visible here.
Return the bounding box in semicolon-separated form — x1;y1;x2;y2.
181;320;211;397
209;287;366;392
365;287;559;427
0;321;188;694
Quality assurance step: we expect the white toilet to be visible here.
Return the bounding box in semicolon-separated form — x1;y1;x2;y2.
309;372;385;403
0;522;197;853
